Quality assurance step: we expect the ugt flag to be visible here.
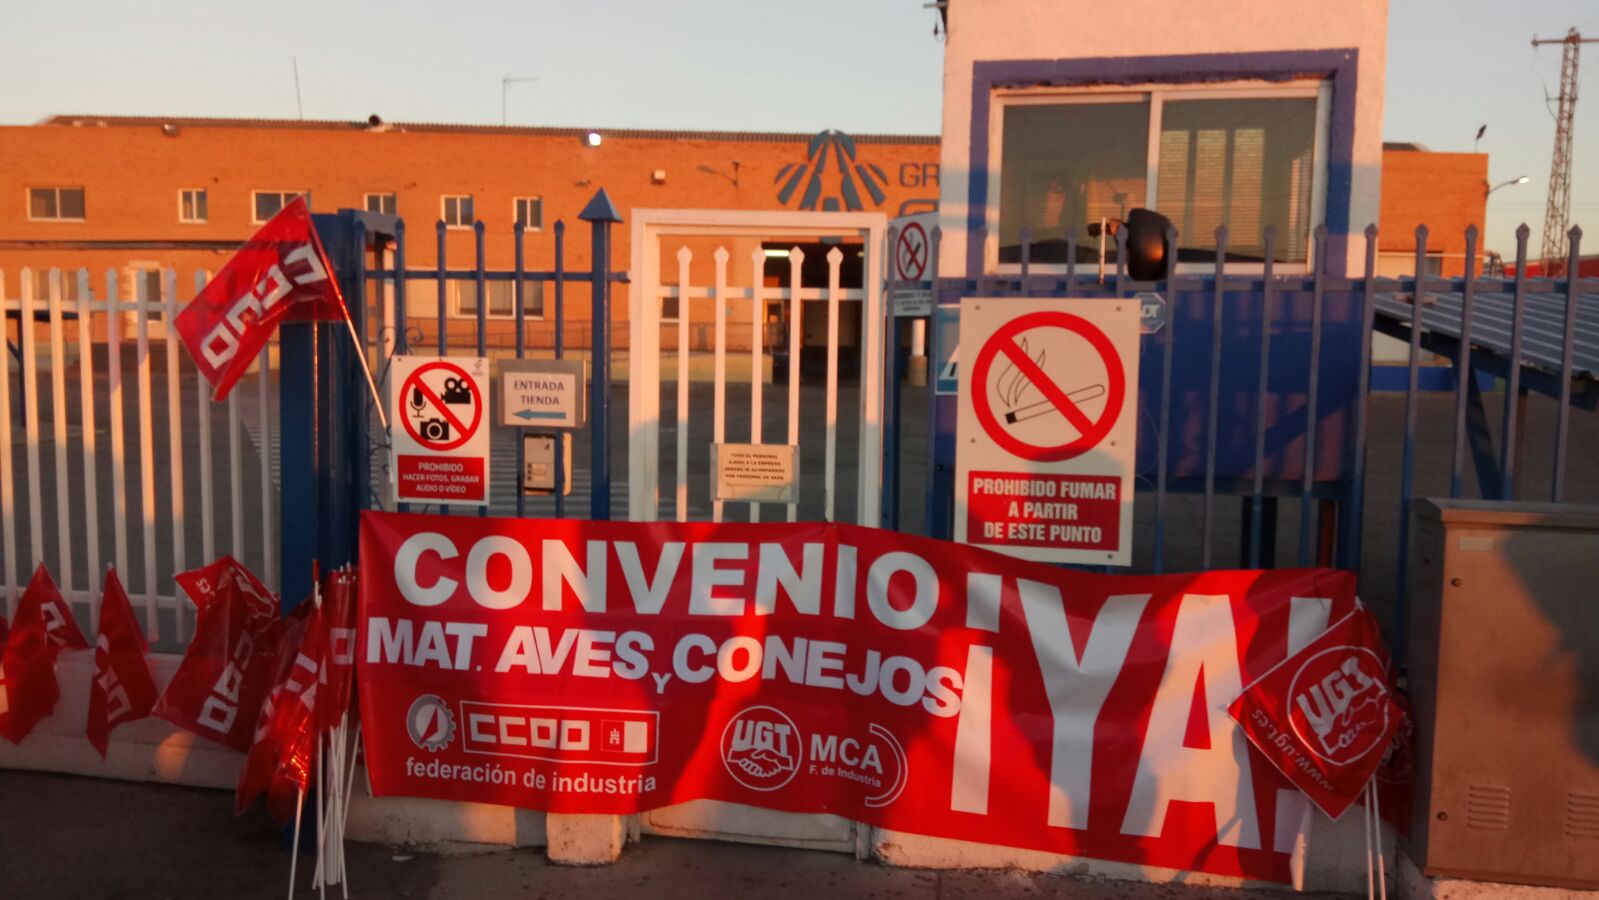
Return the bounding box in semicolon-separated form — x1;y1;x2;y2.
0;565;89;744
173;196;347;401
1228;605;1402;819
86;568;158;758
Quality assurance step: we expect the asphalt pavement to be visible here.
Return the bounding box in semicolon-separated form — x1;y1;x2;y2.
0;770;1355;900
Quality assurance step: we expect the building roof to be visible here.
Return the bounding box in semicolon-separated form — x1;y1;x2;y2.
36;114;942;145
1376;288;1599;381
1382;141;1431;152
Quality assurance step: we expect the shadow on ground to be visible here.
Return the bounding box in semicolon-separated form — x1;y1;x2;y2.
0;771;1357;899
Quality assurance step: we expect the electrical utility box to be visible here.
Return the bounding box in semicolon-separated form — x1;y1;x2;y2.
1407;500;1599;890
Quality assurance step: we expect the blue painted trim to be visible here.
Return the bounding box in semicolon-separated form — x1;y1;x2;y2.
1370;364;1490;393
964;48;1361;278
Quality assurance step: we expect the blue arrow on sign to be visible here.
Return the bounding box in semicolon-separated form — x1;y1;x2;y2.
514;409;564;421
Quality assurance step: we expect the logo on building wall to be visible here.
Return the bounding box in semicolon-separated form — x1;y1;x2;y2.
775;130;891;212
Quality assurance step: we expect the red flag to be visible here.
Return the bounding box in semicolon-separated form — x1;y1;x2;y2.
0;565;88;744
1229;605;1403;819
236;606;311;819
237;602;324;823
86;569;159;758
173;196;347;401
154;556;283;751
317;568;358;734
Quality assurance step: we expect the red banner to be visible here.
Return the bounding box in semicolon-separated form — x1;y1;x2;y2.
173;196;345;401
1228;606;1401;820
357;512;1360;882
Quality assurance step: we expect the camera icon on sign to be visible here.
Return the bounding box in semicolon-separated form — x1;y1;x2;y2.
418;418;452;442
441;377;473;405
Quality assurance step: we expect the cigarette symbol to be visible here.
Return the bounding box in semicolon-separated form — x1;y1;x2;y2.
1005;383;1106;424
995;337;1105;425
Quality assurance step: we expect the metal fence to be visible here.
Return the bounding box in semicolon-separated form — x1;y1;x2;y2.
4;206;1593;671
362;210;625;522
1;266;278;651
907;220;1596;665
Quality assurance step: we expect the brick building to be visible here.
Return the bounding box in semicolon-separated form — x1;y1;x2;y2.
0;116;942;351
2;116;1486;351
1376;142;1488;277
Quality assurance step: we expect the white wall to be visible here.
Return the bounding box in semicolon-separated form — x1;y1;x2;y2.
936;0;1389;276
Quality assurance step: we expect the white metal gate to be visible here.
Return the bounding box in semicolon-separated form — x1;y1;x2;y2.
628;209;887;526
626;209;887;852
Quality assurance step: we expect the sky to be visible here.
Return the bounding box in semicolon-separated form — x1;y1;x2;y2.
1;0;1596;257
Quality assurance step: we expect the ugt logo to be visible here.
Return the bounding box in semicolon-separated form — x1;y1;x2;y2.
1288;646;1392;765
721;705;801;791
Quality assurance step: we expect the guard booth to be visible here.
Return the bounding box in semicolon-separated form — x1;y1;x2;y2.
920;0;1390;577
864;0;1393;887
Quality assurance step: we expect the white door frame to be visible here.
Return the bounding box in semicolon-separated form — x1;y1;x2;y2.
627;208;888;526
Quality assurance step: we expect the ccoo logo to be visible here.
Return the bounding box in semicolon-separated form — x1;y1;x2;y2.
407;694;456;751
1288;646;1392;766
721;705;802;791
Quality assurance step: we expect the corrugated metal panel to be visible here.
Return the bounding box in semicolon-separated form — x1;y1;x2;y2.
1375;289;1599;379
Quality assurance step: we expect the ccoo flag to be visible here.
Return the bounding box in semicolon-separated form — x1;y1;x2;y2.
0;565;89;744
86;568;159;758
154;557;285;751
173;196;347;401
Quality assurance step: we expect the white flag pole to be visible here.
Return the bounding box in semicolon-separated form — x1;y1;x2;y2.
312;732;331;889
304;199;388;431
288;788;307;900
1373;778;1388;900
1287;802;1313;891
339;313;388;429
1363;782;1376;900
339;718;361;898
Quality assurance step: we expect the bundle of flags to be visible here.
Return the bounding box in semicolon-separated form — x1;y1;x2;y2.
0;557;360;893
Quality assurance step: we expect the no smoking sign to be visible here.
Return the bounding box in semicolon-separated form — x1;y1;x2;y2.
390;355;492;505
895;221;928;282
954;299;1139;566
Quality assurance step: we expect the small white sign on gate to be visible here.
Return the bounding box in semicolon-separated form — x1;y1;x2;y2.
890;212;936;318
499;358;586;429
712;443;799;504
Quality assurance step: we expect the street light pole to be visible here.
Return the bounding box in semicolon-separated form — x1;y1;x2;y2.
502;75;538;125
1484;175;1529;198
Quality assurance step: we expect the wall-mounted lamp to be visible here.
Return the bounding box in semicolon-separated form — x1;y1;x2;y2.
586;131;602;147
696;160;741;188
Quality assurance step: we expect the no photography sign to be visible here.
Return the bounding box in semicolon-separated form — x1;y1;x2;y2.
390;355;492;505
